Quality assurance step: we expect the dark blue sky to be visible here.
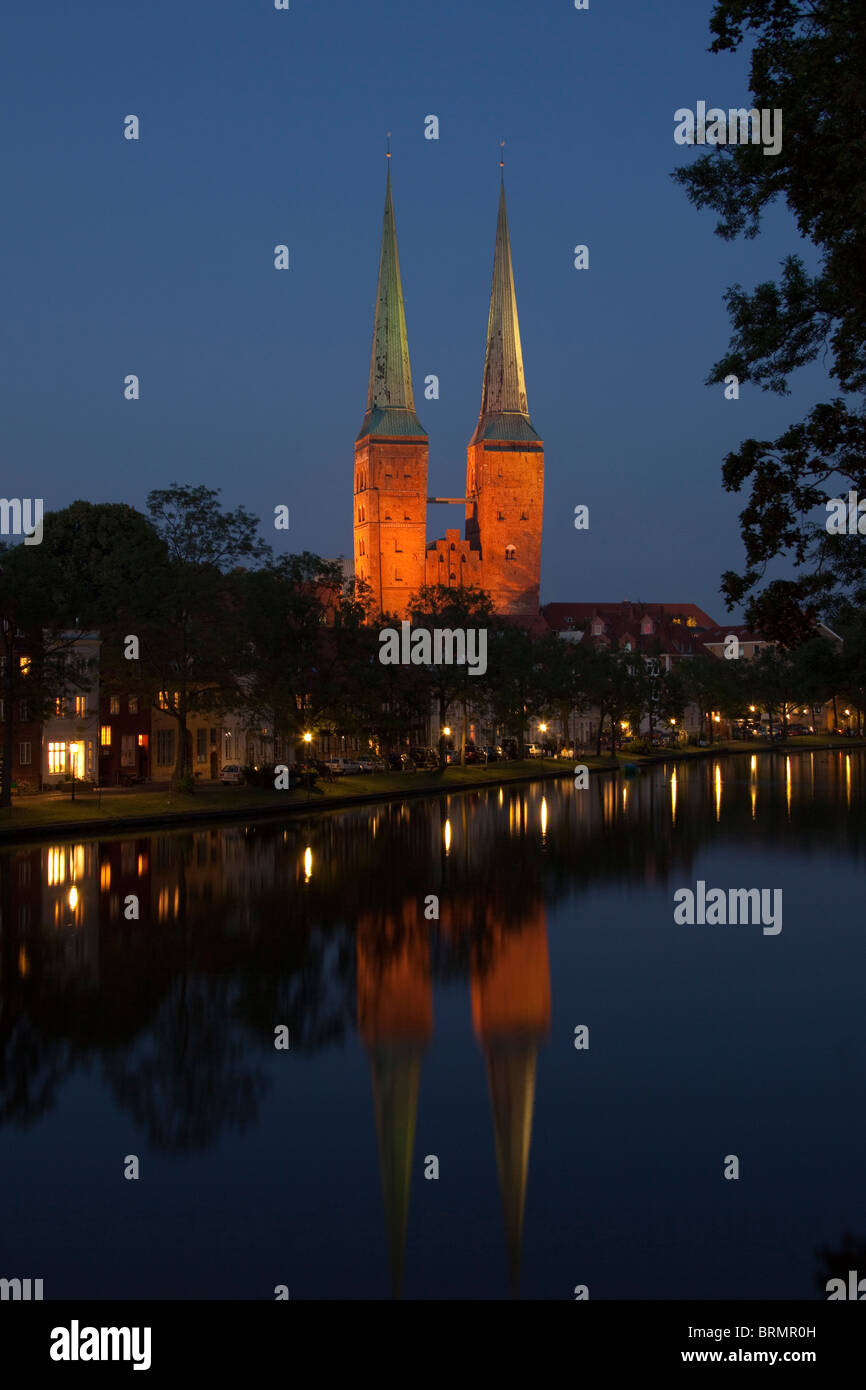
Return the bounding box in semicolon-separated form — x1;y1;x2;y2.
4;0;824;621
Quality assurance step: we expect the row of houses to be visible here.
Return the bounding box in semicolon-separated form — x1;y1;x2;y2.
3;632;277;791
2;602;845;790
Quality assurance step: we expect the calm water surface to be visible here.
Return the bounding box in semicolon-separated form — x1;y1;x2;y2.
1;750;864;1299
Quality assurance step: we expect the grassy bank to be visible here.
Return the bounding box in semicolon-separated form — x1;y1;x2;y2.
0;737;862;843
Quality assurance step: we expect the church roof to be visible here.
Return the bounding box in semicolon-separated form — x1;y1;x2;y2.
358;166;427;441
470;178;540;446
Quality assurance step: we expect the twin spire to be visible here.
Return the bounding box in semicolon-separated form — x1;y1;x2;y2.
359;167;426;440
360;164;538;443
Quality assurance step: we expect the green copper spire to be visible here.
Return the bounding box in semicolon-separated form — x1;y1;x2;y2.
358;165;427;440
470;177;540;445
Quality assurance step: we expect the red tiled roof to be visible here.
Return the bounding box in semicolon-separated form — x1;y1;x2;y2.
701;625;766;645
541;601;719;631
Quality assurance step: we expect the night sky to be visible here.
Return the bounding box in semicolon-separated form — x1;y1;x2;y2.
4;0;825;621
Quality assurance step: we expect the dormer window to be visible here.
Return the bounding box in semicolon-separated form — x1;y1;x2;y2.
591;618;604;635
641;616;654;635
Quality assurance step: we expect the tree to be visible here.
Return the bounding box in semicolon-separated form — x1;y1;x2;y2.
0;502;165;806
238;553;348;758
405;585;497;766
673;0;866;632
789;633;842;730
681;654;738;744
535;634;593;750
749;644;798;740
484;623;547;761
833;606;866;733
117;485;272;784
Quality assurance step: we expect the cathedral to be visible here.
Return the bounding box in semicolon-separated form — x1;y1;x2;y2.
354;162;544;622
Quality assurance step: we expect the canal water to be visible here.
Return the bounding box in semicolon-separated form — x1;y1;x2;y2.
1;749;863;1299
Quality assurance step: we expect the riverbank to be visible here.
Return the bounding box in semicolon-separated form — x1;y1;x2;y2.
0;736;862;844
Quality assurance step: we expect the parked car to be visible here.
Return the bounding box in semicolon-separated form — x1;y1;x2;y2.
482;746;500;762
386;752;409;771
409;747;437;769
242;762;279;787
220;763;244;784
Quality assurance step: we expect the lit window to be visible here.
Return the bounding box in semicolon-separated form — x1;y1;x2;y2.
48;742;66;775
137;733;147;746
128;696;138;714
18;656;31;675
100;726;111;747
109;696;120;714
54;697;66;716
75;696;86;717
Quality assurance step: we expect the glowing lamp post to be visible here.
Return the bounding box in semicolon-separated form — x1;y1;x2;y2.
303;732;313;797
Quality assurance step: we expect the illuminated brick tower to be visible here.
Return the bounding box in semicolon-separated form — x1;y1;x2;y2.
356;165;544;621
354;165;429;618
465;177;544;618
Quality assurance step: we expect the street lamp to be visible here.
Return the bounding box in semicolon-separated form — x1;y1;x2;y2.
302;732;313;797
539;722;547;761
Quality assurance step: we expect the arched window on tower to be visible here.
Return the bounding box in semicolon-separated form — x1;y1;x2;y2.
505;544;516;564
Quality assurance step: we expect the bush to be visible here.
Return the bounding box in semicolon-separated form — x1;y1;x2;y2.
627;739;652;754
176;774;196;794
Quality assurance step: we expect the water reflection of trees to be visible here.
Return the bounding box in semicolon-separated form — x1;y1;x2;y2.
0;752;862;1151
